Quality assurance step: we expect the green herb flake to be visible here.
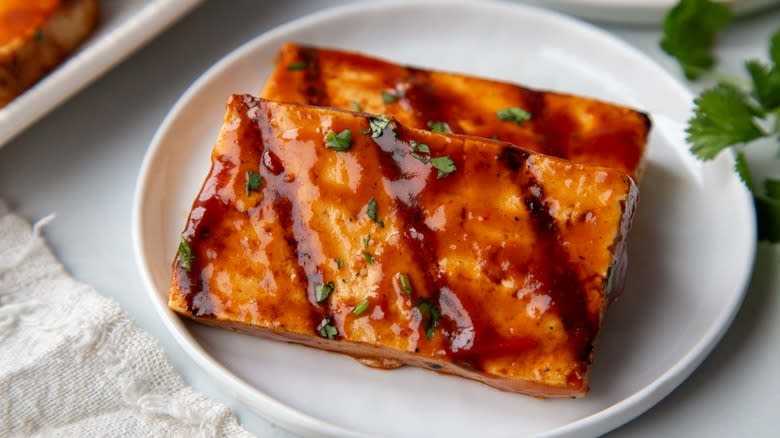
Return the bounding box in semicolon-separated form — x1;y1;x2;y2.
497;107;532;125
366;198;385;227
660;0;732;80
315;281;335;303
351;101;363;112
352;297;370;316
416;299;442;340
178;236;194;271
246;171;263;194
410;141;432;163
318;318;338;340
382;90;398;104
287;61;307;71
362;252;376;264
335;258;344;269
398;274;413;295
427;121;450;133
325;129;353;151
34;29;43;42
362;235;371;249
430;156;457;179
367;116;391;138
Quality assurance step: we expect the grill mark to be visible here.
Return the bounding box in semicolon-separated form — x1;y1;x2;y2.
252;100;324;332
402;67;459;133
370;124;446;332
299;47;330;106
500;146;595;363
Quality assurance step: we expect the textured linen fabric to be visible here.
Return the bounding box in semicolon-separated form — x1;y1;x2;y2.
0;202;256;438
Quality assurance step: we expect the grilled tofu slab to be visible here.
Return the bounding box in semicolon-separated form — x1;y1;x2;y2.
261;43;650;182
0;0;99;108
169;96;638;397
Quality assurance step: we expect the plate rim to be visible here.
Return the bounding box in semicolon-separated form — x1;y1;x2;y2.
131;1;757;436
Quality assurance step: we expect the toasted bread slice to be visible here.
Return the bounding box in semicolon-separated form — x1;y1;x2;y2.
168;96;638;397
0;0;99;108
261;43;650;181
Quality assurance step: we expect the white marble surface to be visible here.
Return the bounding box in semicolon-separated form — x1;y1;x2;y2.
1;1;778;436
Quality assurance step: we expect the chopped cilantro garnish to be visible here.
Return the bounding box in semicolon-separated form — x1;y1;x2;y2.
318;317;338;340
366;116;391;138
335;258;344;269
351;101;363;112
246;171;263;194
430;156;457;179
352;297;370;316
178;237;194;271
325;129;353;151
497;107;532;125
398;274;413;295
427;121;450;133
382;90;398;104
410;141;432;163
315;281;335;302
34;29;43;42
416;299;442;340
362;235;371;249
362;252;376;264
367;198;384;227
287;61;307;71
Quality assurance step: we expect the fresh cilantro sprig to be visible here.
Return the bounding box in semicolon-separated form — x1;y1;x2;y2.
660;0;732;80
662;0;780;242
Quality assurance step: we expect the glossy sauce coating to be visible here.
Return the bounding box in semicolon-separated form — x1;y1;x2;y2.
0;0;59;47
169;96;638;397
261;43;651;182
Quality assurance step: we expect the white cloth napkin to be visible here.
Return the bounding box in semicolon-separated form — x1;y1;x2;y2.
0;201;255;437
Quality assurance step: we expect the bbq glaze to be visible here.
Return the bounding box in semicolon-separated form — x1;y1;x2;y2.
169;96;638;397
261;43;651;182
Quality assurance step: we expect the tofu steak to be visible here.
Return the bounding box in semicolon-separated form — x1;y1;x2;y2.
168;96;638;398
261;43;650;182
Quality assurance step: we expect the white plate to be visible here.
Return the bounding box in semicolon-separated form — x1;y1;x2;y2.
0;0;202;147
520;0;780;25
132;1;756;437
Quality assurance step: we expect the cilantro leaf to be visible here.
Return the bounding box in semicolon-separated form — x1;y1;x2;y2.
362;235;371;249
246;171;263;194
686;83;764;160
351;101;362;112
734;150;754;191
367;198;384;227
352;297;370;316
178;236;194;271
315;281;335;302
325;129;353;151
746;60;780;112
287;61;307;71
367;116;391;138
362;252;376;264
660;0;732;80
430;156;457;178
771;28;780;64
497;107;531;125
334;258;344;269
